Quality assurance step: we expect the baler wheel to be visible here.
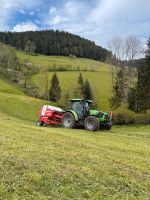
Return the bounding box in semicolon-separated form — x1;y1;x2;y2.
36;121;44;126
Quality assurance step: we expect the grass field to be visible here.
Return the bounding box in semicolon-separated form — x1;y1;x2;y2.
0;112;150;200
0;77;150;199
0;76;22;95
16;51;111;71
16;51;113;111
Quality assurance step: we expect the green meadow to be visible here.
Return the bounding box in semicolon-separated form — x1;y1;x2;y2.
16;51;113;111
0;77;150;200
16;51;111;71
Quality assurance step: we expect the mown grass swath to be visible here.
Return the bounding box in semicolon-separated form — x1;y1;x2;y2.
0;111;150;199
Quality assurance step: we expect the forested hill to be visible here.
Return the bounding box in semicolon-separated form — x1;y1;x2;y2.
0;30;111;61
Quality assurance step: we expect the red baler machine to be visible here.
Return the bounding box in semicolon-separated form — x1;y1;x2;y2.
36;105;64;126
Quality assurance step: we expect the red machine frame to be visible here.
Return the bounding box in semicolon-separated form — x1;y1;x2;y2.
36;105;64;126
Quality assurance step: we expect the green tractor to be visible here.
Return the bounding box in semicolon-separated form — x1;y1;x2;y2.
62;99;112;131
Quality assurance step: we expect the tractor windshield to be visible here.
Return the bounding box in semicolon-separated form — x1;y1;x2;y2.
70;100;92;119
71;101;83;112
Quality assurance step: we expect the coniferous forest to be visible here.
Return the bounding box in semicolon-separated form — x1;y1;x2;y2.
0;30;111;61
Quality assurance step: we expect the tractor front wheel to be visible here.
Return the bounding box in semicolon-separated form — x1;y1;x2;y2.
62;112;76;129
84;116;99;131
105;123;112;130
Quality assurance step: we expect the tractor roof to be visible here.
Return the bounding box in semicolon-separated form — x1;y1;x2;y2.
70;99;93;103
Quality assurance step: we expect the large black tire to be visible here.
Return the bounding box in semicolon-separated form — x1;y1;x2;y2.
62;112;76;129
84;116;99;131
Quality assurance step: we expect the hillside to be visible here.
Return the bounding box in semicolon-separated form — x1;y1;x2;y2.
0;76;22;95
0;74;150;200
0;30;111;61
0;77;54;122
16;51;113;111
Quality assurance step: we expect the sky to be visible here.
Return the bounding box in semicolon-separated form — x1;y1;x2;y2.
0;0;150;47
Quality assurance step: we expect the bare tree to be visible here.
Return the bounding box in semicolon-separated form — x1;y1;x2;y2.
108;35;142;61
108;36;124;61
124;35;142;60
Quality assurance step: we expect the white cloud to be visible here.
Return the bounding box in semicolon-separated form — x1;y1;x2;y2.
0;0;41;11
0;0;149;47
64;1;86;18
49;7;56;15
45;0;150;47
45;0;87;26
92;0;150;46
51;16;69;25
0;10;10;30
12;22;39;32
0;0;41;30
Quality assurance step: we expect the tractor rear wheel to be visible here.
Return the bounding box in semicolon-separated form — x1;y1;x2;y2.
84;116;99;131
62;112;76;129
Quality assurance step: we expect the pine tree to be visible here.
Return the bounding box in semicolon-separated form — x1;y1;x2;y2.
49;73;61;102
136;66;146;111
128;88;138;111
83;79;93;100
128;39;150;112
77;73;84;97
110;68;124;109
78;73;83;85
144;39;150;109
135;39;150;111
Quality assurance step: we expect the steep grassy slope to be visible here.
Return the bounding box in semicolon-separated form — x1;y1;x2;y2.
16;51;113;111
0;77;54;122
0;76;22;95
0;111;150;200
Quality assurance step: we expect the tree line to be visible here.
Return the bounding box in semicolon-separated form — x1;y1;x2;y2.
128;39;150;112
108;35;150;113
0;30;111;61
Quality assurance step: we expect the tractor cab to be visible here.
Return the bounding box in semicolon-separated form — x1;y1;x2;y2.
69;99;92;118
